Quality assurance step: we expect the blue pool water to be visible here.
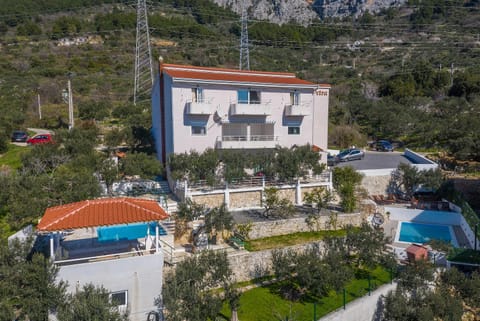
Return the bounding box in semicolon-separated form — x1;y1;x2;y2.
399;222;453;244
97;222;166;242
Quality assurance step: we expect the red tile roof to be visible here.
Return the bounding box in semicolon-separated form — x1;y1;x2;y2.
161;63;331;88
37;198;169;232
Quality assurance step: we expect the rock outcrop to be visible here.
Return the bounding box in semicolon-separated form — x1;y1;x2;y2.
213;0;407;24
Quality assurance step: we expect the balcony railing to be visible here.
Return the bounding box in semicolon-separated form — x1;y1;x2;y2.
231;101;272;116
216;135;278;149
285;103;310;116
187;99;212;115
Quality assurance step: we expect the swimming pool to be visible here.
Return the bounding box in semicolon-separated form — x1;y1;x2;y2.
397;221;457;246
97;222;166;242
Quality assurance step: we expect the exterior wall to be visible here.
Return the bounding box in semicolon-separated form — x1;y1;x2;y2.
230;190;262;209
312;87;330;150
164;76;174;158
169;84;323;155
247;213;364;240
151;77;162;162
57;253;163;321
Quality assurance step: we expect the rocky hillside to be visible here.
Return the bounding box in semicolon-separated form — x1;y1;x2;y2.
213;0;407;24
313;0;407;19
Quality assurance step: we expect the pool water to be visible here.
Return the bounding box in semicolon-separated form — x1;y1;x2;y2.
97;222;166;242
398;222;453;244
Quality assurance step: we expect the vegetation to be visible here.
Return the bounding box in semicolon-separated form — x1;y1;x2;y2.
383;261;480;321
332;166;364;213
221;265;391;321
159;250;235;321
168;145;324;185
245;230;347;252
262;187;295;219
58;284;129;321
0;238;126;321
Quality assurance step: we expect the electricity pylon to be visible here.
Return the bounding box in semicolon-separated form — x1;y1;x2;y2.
133;0;154;105
239;0;250;70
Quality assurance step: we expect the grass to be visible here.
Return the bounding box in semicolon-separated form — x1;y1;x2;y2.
0;143;27;169
244;230;347;252
220;266;391;321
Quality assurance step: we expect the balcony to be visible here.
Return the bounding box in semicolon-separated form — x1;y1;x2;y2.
231;102;272;116
187;99;212;115
216;135;278;149
284;103;310;116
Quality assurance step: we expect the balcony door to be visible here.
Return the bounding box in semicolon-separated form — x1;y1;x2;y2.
192;88;204;103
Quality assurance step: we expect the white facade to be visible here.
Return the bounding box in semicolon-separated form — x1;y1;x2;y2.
57;253;163;321
152;64;330;163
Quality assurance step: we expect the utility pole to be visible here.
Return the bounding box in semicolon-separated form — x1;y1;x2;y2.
239;0;250;70
133;0;154;105
450;63;454;86
67;78;74;130
37;91;42;120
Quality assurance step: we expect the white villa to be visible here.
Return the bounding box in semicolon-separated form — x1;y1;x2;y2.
37;198;172;321
151;62;331;164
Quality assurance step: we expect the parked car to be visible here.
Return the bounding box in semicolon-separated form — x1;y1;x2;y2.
375;140;394;152
11;130;28;142
335;148;365;162
327;153;337;166
26;133;53;145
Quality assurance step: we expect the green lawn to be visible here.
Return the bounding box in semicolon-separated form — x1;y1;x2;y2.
245;230;347;252
0;143;27;169
220;266;391;321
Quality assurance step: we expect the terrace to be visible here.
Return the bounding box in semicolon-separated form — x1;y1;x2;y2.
36;197;174;266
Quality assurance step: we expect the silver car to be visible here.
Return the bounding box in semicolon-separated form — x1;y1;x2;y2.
335;148;365;162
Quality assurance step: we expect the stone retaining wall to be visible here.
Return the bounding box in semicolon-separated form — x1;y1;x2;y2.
248;212;365;240
192;193;224;208
361;175;391;196
228;242;324;282
230;190;262;209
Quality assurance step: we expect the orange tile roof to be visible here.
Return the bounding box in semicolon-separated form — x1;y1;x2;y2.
161;63;331;88
37;198;169;232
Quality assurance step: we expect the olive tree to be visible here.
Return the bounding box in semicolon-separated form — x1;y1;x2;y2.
332;166;364;213
159;250;233;321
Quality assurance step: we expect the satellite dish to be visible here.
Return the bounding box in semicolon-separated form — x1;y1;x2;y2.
213;111;222;123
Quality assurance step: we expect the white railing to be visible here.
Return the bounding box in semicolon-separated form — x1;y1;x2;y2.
285;103;310;116
186;98;213;115
54;248;160;266
216;135;278;149
231;100;272;115
183;171;332;192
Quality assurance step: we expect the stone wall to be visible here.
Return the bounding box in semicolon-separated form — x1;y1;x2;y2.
361;175;391;196
248;212;364;240
228;242;324;282
230;190;262;209
191;193;224;208
276;188;296;204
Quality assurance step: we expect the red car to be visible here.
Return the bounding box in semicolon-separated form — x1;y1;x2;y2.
26;133;53;145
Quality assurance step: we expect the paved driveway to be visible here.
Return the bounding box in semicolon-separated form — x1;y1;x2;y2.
335;151;413;170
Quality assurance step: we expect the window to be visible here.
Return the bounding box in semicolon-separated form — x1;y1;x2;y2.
192;88;204;103
110;291;127;307
237;90;261;104
290;92;300;106
288;126;300;135
191;126;206;135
